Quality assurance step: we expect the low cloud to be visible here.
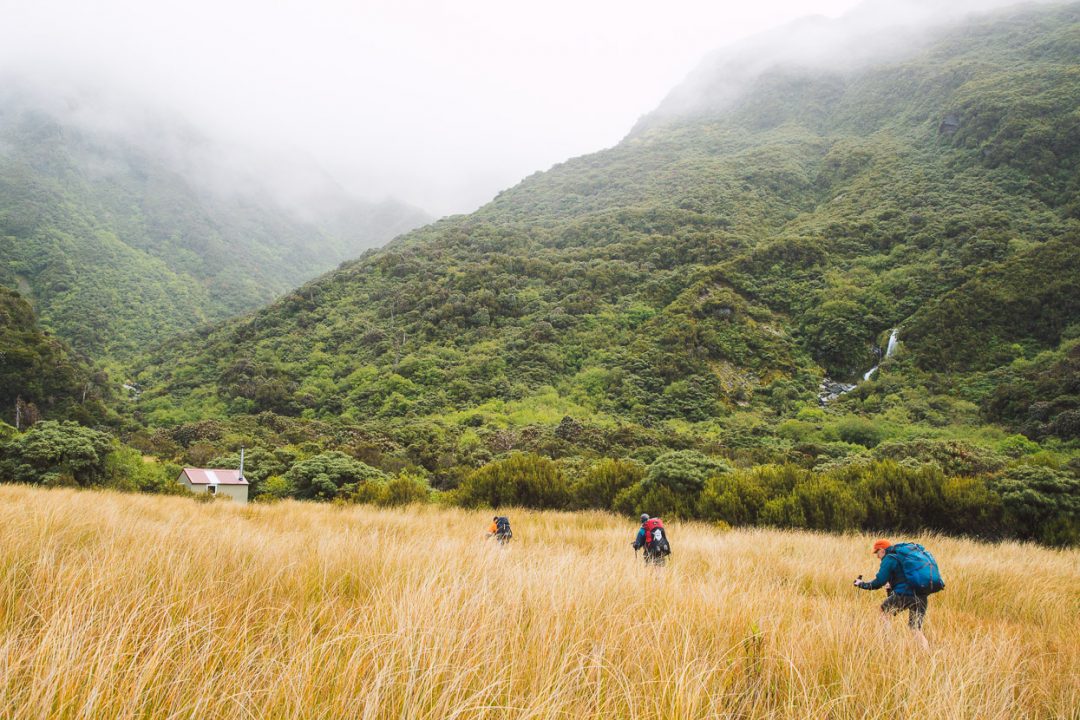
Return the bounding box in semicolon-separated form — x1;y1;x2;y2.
0;0;1055;216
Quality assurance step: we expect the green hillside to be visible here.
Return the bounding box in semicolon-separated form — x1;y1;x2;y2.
135;3;1079;437
0;1;1073;545
0;97;428;359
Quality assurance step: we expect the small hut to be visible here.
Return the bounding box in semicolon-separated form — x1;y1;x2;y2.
177;467;249;504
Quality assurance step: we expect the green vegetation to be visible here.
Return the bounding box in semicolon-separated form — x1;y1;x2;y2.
3;4;1079;545
285;450;388;501
3;418;1074;545
979;337;1080;441
0;420;180;493
0;286;112;427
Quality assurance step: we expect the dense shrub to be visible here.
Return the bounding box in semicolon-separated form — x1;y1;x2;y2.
385;473;434;505
645;450;730;496
760;493;807;528
0;421;114;486
0;421;191;494
612;481;687;520
622;450;732;517
790;475;866;531
104;446;184;494
872;439;1007;476
354;472;432;506
850;461;948;533
285;451;388;501
833;417;885;448
570;458;646;510
455;453;570;508
257;475;294;501
990;466;1080;546
938;475;1004;537
699;469;769;524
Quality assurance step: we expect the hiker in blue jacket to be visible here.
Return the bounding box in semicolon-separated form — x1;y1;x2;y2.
854;539;931;651
631;514;649;552
632;513;670;565
631;513;659;565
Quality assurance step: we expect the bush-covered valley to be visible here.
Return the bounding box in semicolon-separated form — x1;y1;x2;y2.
1;2;1078;545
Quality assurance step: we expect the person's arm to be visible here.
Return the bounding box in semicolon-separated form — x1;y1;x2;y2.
632;527;645;549
856;556;894;590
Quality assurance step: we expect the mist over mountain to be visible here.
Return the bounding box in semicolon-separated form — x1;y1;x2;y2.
0;82;429;358
638;0;1062;128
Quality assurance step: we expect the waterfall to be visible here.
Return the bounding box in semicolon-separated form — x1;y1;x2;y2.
861;328;898;381
884;328;898;358
819;329;899;403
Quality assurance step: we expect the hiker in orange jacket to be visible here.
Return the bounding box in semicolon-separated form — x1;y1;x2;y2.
488;516;512;544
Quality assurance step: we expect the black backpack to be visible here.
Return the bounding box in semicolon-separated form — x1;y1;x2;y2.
494;516;512;538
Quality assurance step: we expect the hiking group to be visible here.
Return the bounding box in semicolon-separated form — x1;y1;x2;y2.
490;513;945;648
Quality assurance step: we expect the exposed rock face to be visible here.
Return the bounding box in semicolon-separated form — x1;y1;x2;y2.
818;379;857;405
939;114;960;134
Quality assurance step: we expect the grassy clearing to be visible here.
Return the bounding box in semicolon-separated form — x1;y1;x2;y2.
0;485;1076;719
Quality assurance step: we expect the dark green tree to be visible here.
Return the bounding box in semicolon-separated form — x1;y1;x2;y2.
570;458;646;510
284;451;387;501
990;466;1080;546
621;450;731;517
455;453;570;508
0;420;114;486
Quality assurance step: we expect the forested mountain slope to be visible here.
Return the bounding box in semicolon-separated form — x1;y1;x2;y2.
0;91;429;359
135;3;1080;448
0;286;111;427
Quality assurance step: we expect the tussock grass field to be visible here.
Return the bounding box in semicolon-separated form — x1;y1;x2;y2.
0;485;1077;719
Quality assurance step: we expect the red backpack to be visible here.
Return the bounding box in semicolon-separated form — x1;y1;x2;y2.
643;518;671;554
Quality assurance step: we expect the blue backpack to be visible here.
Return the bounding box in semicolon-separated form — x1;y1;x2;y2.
889;543;945;595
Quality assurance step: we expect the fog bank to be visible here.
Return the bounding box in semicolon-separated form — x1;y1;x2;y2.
0;0;1060;216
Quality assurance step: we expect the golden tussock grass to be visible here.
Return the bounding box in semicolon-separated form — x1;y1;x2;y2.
0;484;1077;719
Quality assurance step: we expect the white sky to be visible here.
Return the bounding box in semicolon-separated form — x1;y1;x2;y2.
1;0;867;216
